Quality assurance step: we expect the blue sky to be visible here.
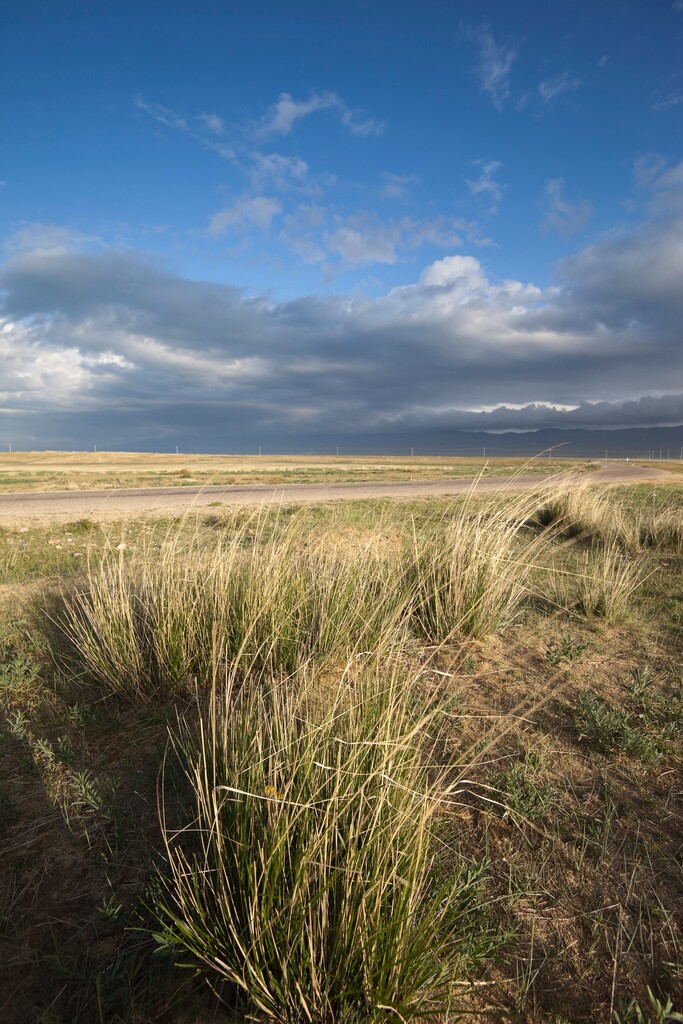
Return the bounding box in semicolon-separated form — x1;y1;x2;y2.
2;0;683;450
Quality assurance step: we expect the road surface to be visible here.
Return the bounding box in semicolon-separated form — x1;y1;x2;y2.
0;462;674;524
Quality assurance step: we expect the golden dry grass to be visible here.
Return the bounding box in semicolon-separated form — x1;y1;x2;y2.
0;450;592;492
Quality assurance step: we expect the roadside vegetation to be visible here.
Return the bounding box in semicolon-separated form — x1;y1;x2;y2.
0;478;681;1022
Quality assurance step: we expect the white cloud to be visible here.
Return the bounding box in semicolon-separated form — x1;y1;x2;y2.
633;153;669;189
418;255;487;292
3;224;104;257
470;26;518;108
280;205;328;263
338;106;384;138
379;173;419;201
401;217;464;249
466;160;504;210
538;72;580;105
134;96;188;130
278;206;468;268
198;112;225;134
249;152;310;191
324;225;397;266
632;156;683;216
135;96;236;160
541;179;592;237
653;91;683;112
255;91;383;139
207;196;283;236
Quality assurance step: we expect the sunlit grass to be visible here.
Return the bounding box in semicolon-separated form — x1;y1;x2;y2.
154;659;502;1022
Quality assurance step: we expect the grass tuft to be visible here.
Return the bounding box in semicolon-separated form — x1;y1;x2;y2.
153;661;502;1022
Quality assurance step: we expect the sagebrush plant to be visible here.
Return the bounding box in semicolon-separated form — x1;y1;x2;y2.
153;659;502;1023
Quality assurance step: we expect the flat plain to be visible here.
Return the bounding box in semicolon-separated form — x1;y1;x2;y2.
0;451;597;493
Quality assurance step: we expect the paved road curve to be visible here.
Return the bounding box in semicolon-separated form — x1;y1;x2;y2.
0;462;673;523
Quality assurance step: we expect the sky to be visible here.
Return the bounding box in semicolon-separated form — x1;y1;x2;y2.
1;0;683;452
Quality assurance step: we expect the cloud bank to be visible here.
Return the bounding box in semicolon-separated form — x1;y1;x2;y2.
1;163;683;448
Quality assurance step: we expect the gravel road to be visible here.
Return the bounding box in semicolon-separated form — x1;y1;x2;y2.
0;462;673;524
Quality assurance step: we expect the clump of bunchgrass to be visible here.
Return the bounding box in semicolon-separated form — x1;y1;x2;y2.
153;659;501;1022
634;505;683;554
533;483;683;555
531;483;624;544
575;542;649;621
406;485;557;642
61;510;408;700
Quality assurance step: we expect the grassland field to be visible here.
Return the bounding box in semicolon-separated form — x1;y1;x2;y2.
0;451;598;492
0;471;681;1024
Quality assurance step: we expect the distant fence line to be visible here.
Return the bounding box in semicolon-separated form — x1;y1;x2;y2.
3;447;682;460
241;448;682;459
213;450;683;460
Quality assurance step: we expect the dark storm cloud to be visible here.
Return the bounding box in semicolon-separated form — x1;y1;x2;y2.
1;182;683;447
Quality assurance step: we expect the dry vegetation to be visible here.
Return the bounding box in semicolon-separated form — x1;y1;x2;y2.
0;478;681;1023
0;451;593;493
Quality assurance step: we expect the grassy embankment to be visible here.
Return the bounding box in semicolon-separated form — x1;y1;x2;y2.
0;478;682;1023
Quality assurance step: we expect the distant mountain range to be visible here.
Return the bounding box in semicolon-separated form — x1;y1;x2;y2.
272;423;683;459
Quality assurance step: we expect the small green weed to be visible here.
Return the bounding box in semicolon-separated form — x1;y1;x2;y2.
614;987;683;1023
98;891;125;926
65;768;118;820
489;750;554;821
573;692;661;766
6;707;30;740
68;517;97;533
545;632;587;666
